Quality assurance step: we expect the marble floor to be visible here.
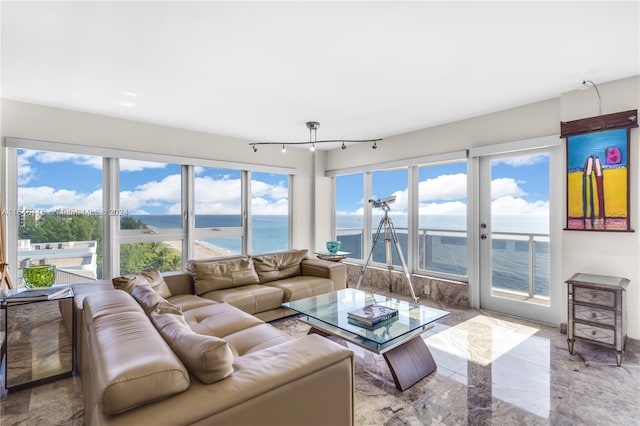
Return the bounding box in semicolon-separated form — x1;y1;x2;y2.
1;289;639;425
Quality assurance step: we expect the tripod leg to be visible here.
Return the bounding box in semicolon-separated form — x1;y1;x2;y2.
356;216;385;289
386;217;419;303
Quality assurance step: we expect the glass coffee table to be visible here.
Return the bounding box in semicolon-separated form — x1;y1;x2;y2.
283;288;449;391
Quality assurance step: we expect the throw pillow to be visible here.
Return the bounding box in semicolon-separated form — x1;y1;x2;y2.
112;267;172;298
131;284;179;315
151;312;234;384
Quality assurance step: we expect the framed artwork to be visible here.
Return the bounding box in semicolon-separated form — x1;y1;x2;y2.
566;128;630;231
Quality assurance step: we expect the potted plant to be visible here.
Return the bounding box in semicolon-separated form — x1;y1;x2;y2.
22;264;57;288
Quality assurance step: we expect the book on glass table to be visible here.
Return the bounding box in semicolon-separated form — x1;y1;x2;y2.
347;304;398;326
5;285;71;303
348;315;399;329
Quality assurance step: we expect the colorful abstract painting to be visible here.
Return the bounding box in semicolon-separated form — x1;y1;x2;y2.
566;128;630;231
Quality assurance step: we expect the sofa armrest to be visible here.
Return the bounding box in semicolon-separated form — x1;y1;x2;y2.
301;258;347;290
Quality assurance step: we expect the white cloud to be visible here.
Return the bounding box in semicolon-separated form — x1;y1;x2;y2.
134;174;183;202
492;154;548;167
18;186;102;211
34;151;103;169
419;201;467;215
17;151;36;184
419;173;467;200
252;197;289;215
119;159;168;172
492;196;548;215
491;177;526;199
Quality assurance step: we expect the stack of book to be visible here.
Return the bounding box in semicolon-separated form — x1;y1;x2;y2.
5;285;71;303
347;304;398;328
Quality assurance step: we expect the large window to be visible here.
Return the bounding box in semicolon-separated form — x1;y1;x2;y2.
335;173;364;259
6;139;293;282
333;156;468;280
193;167;243;258
16;149;104;282
371;169;408;266
418;161;467;276
118;161;184;274
251;172;289;254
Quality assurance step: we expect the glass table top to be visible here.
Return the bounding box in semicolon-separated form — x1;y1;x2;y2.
283;288;449;352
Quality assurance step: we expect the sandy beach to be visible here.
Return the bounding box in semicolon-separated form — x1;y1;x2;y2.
165;240;235;260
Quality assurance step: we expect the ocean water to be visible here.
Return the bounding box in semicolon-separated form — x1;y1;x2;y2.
129;214;289;254
130;213;550;296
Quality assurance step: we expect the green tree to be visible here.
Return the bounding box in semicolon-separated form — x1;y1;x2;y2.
20;213;183;278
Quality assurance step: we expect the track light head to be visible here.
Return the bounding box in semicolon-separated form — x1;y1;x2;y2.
372;141;378;149
252;144;258;153
310;143;316;152
281;144;286;153
341;142;347;150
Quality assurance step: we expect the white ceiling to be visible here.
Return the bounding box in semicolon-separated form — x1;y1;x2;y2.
1;1;639;148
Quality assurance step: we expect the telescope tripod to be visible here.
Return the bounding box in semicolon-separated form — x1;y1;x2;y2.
355;205;418;303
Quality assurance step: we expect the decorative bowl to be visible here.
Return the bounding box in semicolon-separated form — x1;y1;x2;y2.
326;240;341;254
22;264;57;288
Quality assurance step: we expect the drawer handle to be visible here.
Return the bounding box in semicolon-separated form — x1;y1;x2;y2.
591;330;597;336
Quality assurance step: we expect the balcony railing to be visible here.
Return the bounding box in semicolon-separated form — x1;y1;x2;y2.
336;227;550;298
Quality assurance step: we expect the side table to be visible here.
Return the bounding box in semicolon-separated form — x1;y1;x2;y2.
314;251;351;262
565;273;628;366
1;286;76;393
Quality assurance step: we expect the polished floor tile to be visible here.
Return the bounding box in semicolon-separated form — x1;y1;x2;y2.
1;288;638;425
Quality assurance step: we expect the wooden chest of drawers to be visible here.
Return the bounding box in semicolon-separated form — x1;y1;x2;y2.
566;273;628;366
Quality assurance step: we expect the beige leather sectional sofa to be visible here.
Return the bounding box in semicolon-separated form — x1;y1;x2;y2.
69;250;354;425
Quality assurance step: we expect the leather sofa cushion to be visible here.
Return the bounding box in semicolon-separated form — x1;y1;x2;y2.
223;323;292;355
188;256;259;295
252;249;308;283
90;310;189;415
131;284;182;316
167;294;217;312
112;267;172;298
264;275;335;302
183;302;264;337
200;284;284;315
151;312;235;384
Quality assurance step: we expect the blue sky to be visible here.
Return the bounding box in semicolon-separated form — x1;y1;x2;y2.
17;149;289;215
337;154;549;216
18;149;548;217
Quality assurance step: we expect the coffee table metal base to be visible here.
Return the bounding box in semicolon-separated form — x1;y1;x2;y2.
308;326;436;391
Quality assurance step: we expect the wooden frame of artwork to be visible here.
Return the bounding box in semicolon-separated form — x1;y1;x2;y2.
562;110;637;231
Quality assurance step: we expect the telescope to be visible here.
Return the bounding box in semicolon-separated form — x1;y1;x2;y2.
368;196;396;209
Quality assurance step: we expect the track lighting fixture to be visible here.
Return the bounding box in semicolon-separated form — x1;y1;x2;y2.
249;121;382;152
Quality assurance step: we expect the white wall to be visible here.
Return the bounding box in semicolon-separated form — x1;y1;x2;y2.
0;99;317;253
